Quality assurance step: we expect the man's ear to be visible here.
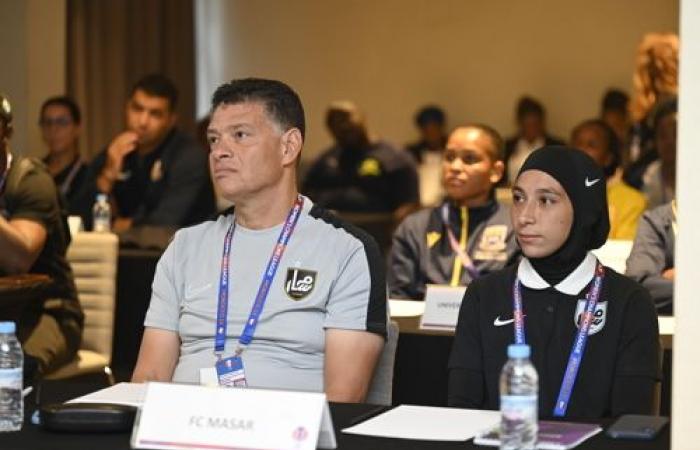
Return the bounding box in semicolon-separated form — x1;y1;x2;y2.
490;160;505;184
281;128;303;166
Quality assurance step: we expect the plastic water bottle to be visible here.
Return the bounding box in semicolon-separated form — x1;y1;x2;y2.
499;344;538;450
0;322;23;432
93;193;111;232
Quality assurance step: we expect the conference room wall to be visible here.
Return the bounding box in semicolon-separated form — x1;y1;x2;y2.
0;0;66;159
197;0;678;164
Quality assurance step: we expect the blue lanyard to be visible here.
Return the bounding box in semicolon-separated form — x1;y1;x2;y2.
214;195;305;358
440;203;479;279
512;261;605;417
0;153;12;195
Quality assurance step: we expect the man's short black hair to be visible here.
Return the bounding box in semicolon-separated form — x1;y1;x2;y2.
415;105;446;127
571;119;621;177
211;78;306;140
40;96;81;124
601;89;629;115
131;74;179;110
516;96;544;121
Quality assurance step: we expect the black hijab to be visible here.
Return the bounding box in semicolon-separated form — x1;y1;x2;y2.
516;146;610;285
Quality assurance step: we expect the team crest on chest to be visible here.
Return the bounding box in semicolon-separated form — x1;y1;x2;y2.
574;300;607;335
284;268;316;300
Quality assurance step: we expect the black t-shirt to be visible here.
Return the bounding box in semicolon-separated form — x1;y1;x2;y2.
447;256;660;419
0;157;81;324
43;156;87;214
303;141;419;213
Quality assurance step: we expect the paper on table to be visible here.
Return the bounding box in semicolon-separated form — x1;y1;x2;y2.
66;382;146;407
658;316;674;336
342;405;499;441
389;299;426;317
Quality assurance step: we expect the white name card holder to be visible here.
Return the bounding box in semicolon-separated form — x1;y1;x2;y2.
419;284;467;331
131;382;337;450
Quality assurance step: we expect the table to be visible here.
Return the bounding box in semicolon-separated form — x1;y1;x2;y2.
0;381;669;450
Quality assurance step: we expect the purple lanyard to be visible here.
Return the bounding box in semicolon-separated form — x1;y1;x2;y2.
440;203;479;279
214;195;304;357
512;261;605;417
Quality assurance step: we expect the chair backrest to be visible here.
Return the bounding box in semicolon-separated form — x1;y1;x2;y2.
66;232;119;362
365;320;399;406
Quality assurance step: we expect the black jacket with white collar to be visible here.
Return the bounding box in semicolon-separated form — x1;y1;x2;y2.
447;253;660;419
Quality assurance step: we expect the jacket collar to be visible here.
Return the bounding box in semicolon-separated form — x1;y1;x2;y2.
517;252;598;295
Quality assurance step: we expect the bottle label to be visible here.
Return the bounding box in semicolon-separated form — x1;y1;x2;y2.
500;394;537;421
0;368;22;389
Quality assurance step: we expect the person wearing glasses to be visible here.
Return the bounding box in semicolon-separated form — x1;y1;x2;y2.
39;96;86;209
388;125;519;300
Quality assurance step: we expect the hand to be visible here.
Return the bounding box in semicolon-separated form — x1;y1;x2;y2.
105;131;139;174
662;268;675;280
113;217;133;233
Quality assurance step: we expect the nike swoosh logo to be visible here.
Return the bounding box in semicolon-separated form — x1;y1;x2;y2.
584;177;600;187
493;316;516;326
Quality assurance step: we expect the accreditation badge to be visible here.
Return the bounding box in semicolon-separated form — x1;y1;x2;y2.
216;356;248;387
478;225;508;252
574;300;607;335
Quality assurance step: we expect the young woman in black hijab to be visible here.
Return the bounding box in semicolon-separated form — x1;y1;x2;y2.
447;146;660;419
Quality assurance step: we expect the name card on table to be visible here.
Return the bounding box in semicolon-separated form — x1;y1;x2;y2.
131;382;337;450
420;284;467;331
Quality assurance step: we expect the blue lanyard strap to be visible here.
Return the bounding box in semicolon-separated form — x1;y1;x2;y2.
512;261;605;417
440;203;479;279
214;195;305;357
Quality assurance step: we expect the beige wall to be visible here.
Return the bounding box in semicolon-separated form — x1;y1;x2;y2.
207;0;678;162
0;0;66;158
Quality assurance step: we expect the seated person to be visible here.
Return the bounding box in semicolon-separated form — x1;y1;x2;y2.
599;89;631;152
0;94;83;381
302;101;419;220
503;96;564;185
448;146;659;419
132;78;386;403
74;74;215;232
571;119;646;239
39;96;87;209
406;105;449;207
389;125;519;300
641;98;677;209
625;201;675;314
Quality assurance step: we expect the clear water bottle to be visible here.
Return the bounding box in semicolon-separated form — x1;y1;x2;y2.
499;344;538;450
93;193;111;232
0;322;23;432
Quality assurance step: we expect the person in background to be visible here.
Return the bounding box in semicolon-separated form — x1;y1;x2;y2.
448;146;659;419
389;124;518;300
302;101;419;221
641;98;677;209
625;200;675;314
571;119;646;240
406;105;449;207
0;94;83;382
503;96;564;185
74;74;215;231
132;78;386;402
39;96;86;210
406;105;448;164
600;89;631;155
624;33;679;189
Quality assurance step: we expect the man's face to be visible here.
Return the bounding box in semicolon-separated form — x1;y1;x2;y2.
520;113;545;142
327;109;368;150
655;113;677;167
40;104;81;155
420;122;445;147
125;89;176;149
207;101;287;202
442;127;503;205
511;170;573;259
571;125;612;170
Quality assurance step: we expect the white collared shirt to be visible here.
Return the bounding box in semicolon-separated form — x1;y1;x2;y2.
517;252;598;295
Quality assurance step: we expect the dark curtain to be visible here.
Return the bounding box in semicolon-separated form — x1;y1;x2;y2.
66;0;196;159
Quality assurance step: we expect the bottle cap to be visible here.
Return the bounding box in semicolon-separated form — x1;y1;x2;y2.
96;193;108;202
507;344;530;358
0;321;16;334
